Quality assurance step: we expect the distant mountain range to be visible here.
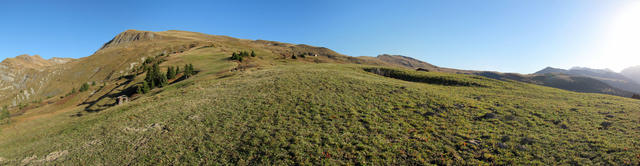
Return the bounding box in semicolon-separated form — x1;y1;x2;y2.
370;56;640;98
533;66;640;95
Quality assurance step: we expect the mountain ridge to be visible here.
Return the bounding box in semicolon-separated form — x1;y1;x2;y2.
1;29;639;165
534;66;640;94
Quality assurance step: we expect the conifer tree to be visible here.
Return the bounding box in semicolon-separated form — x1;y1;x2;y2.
143;81;150;93
184;64;192;78
251;50;256;57
166;66;176;80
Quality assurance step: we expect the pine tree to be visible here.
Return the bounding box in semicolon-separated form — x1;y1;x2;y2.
143;81;150;93
158;74;168;87
251;50;256;57
184;64;191;78
183;64;195;78
175;66;180;74
166;66;175;80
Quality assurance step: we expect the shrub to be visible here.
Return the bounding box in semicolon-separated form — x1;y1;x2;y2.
251;50;256;57
0;106;9;122
79;83;90;92
137;85;143;94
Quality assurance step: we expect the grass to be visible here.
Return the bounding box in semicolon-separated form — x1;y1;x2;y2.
1;63;639;165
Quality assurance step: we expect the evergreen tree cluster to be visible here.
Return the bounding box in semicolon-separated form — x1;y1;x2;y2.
632;94;640;100
296;52;314;58
137;63;195;94
230;50;256;62
144;63;168;89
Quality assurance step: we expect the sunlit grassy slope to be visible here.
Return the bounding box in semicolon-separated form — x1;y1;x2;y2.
1;61;639;165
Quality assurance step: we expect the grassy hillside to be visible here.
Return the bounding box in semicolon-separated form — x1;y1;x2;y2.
1;61;639;165
0;30;639;165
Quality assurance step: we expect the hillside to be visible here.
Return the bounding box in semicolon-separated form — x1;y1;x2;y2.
0;30;406;111
1;30;639;165
535;67;640;94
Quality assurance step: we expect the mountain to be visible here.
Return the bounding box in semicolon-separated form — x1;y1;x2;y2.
475;71;635;97
0;54;74;106
369;59;637;98
621;65;640;84
1;30;639;165
535;67;640;94
371;54;438;69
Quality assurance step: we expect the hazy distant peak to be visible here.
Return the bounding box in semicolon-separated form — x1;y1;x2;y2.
534;67;566;74
569;66;615;73
621;65;640;84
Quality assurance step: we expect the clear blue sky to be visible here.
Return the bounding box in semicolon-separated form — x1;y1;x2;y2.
0;0;637;73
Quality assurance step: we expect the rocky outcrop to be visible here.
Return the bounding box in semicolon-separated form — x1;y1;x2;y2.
100;30;157;50
0;55;73;106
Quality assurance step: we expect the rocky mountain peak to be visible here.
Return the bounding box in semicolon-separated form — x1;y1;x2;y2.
99;30;157;50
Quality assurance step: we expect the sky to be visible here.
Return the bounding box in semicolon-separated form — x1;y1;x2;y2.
0;0;638;73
